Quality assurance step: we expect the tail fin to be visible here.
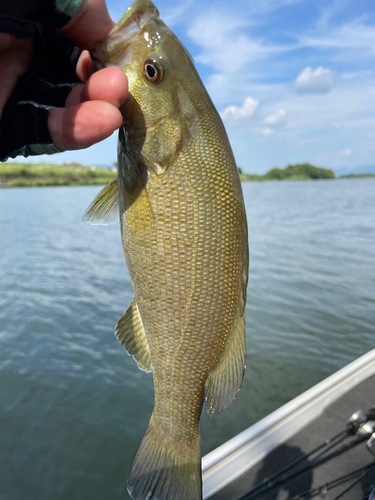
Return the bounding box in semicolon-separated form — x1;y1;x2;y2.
127;417;202;500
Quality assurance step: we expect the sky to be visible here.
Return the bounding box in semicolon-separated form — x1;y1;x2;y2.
24;0;375;173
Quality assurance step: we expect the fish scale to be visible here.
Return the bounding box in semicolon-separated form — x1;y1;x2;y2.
84;0;248;498
123;154;242;432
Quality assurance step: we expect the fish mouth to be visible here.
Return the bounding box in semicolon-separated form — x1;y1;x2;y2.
92;0;159;69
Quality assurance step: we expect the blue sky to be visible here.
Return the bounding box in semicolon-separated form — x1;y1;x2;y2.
30;0;375;173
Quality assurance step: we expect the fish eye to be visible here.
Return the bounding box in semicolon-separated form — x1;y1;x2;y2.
144;59;163;84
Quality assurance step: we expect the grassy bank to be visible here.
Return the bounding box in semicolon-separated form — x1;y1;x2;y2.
1;161;372;187
0;162;117;188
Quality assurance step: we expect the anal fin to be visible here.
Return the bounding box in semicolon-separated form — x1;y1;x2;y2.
205;311;246;416
115;298;152;373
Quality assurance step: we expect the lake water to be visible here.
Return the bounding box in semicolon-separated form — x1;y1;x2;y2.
0;179;374;500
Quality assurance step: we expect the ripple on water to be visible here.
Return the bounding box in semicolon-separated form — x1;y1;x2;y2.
0;181;374;499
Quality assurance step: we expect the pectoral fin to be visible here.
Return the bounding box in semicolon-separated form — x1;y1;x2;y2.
205;312;246;416
82;178;119;225
115;298;152;373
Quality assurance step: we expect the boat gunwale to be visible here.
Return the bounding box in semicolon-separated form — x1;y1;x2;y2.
202;348;375;498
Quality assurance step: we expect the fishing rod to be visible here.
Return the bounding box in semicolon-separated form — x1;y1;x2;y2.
238;406;375;500
331;464;375;500
289;462;375;500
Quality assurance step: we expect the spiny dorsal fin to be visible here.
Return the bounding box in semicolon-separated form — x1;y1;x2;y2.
115;298;152;373
204;311;246;416
82;178;119;225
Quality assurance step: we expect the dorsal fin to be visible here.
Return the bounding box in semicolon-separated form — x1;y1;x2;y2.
82;178;119;225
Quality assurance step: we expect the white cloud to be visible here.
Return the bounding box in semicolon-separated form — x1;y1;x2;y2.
241;0;305;17
266;77;375;133
300;20;375;62
221;97;259;120
187;10;293;74
292;66;335;95
225;75;375;171
314;0;347;30
339;149;353;156
340;70;375;80
162;0;194;26
297;138;318;146
262;128;274;136
264;109;286;125
340;72;357;80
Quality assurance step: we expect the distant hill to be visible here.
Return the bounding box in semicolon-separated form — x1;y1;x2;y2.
239;163;335;181
334;165;375;176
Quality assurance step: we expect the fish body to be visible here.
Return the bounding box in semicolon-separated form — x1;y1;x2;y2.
85;1;249;498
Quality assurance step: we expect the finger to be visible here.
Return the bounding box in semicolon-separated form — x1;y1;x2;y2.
75;50;92;83
82;66;128;106
48;100;123;151
65;83;85;107
75;50;100;84
66;66;128;108
58;0;115;50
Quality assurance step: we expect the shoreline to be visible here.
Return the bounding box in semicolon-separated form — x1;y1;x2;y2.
1;162;373;188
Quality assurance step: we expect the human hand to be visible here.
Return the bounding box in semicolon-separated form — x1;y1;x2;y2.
51;0;128;151
0;0;127;159
48;51;127;151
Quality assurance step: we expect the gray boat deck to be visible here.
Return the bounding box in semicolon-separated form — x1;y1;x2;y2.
209;373;375;500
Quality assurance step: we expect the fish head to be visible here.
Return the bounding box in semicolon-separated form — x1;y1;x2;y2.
93;0;201;175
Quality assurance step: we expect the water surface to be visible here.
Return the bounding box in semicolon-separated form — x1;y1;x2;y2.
0;179;374;499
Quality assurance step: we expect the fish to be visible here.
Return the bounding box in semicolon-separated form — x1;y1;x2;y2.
83;0;249;498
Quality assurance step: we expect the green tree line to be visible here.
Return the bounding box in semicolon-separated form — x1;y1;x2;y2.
238;163;335;181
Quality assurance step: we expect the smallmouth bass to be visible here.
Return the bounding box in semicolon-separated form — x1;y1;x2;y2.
84;1;249;498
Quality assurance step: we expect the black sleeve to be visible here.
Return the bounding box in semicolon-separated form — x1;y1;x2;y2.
0;0;83;36
0;0;84;161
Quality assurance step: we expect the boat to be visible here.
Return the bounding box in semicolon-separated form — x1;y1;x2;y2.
202;349;375;500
